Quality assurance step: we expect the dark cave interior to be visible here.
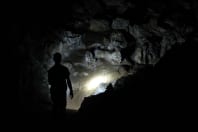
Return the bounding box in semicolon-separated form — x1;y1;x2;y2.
5;0;198;126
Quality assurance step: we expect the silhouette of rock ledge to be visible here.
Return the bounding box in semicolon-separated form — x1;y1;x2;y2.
78;42;197;122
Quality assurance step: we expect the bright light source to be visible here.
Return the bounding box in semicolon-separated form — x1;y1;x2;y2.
83;71;121;96
85;75;107;91
93;83;108;95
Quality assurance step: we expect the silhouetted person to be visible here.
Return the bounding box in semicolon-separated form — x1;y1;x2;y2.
48;53;73;117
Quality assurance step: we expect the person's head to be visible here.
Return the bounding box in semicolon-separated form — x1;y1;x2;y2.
53;52;62;64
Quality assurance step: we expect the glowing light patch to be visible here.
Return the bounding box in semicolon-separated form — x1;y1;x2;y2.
83;71;121;97
85;76;107;91
93;83;108;95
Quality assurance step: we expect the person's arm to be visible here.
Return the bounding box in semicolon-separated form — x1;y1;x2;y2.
67;76;73;99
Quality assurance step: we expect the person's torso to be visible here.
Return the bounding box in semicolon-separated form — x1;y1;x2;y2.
48;64;69;89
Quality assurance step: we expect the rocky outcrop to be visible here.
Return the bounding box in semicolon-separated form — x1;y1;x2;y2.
78;42;198;122
112;18;129;31
89;19;110;32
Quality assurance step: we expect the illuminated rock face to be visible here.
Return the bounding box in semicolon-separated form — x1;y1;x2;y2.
112;18;129;31
89;19;110;32
15;0;197;111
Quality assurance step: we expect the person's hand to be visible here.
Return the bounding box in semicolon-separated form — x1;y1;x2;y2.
70;91;74;99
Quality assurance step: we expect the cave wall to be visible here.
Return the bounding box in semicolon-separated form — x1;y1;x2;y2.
11;0;198;112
